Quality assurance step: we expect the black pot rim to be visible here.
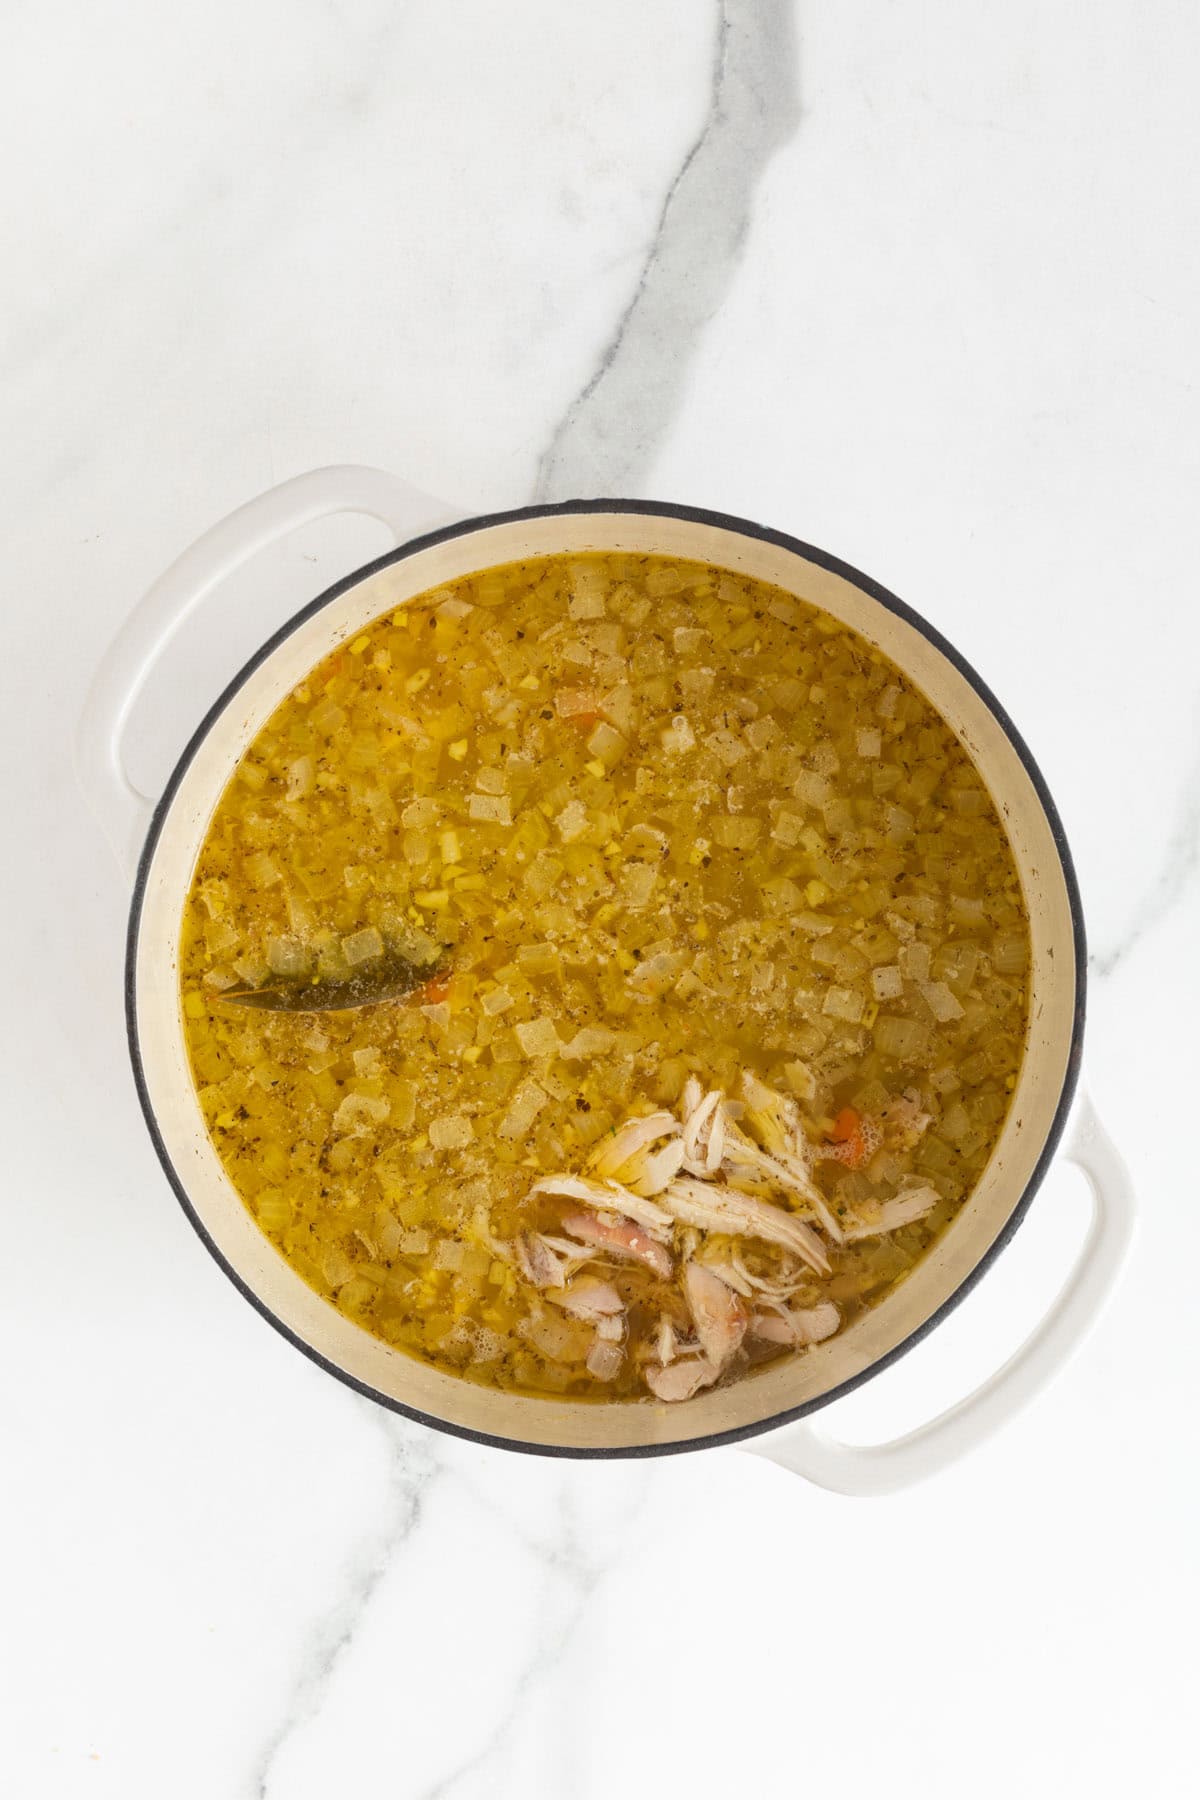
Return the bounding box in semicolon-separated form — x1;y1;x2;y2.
125;497;1086;1460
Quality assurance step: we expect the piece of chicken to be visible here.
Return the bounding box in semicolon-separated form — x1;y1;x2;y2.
843;1185;939;1241
655;1317;680;1365
748;1300;840;1346
679;1077;844;1245
644;1355;721;1402
514;1233;570;1289
545;1276;624;1322
559;1207;674;1279
585;1111;685;1195
682;1262;747;1369
680;1082;725;1175
659;1175;831;1276
530;1172;673;1240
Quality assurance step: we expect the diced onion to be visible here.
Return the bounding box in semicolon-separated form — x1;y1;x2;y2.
468;794;512;825
332;1092;389;1133
555;800;588;841
793;771;830;807
499;1081;548;1139
429;1116;473;1150
342;927;383;966
586;1341;624;1381
515;1018;561;1058
921;981;965;1023
871;965;903;1001
899;942;931;980
621;864;658;908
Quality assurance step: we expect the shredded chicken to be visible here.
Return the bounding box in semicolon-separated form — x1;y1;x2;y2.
681;1082;724;1174
559;1207;674;1279
843;1185;940;1240
645;1355;721;1403
537;1233;603;1264
695;1256;755;1298
588;1110;678;1176
729;1245;808;1299
529;1173;673;1240
514;1233;569;1289
660;1175;832;1276
585;1111;685;1194
521;1072;949;1400
683;1262;747;1369
748;1300;841;1346
624;1136;687;1196
545;1276;624;1321
680;1076;845;1245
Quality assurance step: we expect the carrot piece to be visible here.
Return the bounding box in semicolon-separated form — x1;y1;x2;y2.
829;1106;868;1170
416;970;451;1005
566;709;602;731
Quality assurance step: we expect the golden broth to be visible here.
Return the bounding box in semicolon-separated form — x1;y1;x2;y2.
179;554;1029;1400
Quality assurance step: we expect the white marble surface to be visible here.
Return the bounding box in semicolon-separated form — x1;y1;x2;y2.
3;3;1199;1795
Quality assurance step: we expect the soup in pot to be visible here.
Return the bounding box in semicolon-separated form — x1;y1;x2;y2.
180;553;1030;1402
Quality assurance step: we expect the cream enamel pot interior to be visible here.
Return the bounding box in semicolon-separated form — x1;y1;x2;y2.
78;466;1134;1493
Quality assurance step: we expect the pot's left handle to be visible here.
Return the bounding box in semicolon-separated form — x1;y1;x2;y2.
744;1093;1134;1496
76;465;462;883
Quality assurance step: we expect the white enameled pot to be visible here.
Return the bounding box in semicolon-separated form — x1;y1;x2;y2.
78;467;1134;1492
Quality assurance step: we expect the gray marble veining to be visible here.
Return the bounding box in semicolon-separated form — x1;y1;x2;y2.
417;1472;652;1800
535;0;800;502
254;1414;441;1799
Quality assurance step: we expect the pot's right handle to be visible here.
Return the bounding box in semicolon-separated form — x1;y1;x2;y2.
76;465;462;883
745;1093;1134;1496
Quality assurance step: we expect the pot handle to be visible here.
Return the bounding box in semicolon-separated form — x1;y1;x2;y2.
76;465;461;882
743;1092;1134;1496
